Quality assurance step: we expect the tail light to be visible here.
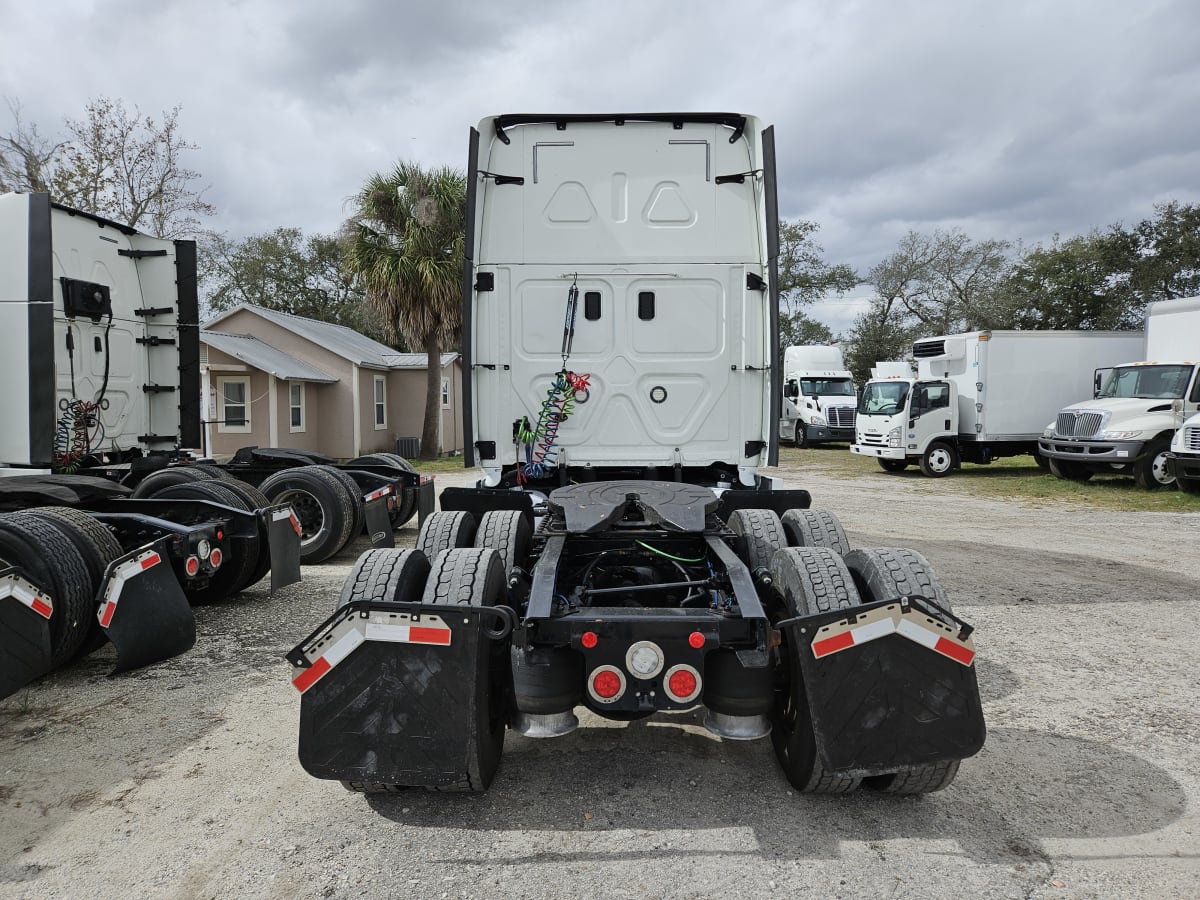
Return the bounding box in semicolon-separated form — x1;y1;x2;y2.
664;664;702;704
184;555;200;577
587;666;626;704
209;548;223;569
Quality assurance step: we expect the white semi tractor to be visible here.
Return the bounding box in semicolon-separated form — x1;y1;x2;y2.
779;345;857;446
852;330;1144;477
1040;296;1200;489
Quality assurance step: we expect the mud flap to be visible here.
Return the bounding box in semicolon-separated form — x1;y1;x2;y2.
789;596;986;775
98;540;197;674
266;504;302;592
363;486;396;549
289;600;515;787
0;567;53;700
416;476;435;526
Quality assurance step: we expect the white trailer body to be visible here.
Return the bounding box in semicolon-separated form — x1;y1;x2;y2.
870;361;911;380
465;114;777;485
1040;296;1200;489
778;344;856;446
853;329;1142;476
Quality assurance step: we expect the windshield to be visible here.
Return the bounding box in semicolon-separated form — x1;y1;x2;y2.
799;377;855;397
859;381;910;416
1097;364;1192;400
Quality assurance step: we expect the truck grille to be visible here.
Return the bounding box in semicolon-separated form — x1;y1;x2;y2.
1183;426;1200;452
858;432;887;447
1056;411;1103;438
827;406;855;428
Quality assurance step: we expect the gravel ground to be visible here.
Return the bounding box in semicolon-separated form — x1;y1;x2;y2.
1;460;1198;899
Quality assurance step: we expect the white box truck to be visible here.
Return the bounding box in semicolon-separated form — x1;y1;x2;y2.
852;330;1144;477
779;345;857;446
1039;296;1200;489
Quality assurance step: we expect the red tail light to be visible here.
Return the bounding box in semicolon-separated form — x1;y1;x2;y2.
209;548;223;569
664;664;702;703
184;555;200;577
587;666;626;704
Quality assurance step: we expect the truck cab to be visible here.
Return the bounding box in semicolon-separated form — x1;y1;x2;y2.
852;374;959;476
778;345;856;447
1167;411;1200;494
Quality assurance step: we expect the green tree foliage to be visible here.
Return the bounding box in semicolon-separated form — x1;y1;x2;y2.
199;227;389;343
780;310;834;348
842;299;922;386
345;162;466;459
0;99;63;193
777;219;858;309
1128;200;1200;304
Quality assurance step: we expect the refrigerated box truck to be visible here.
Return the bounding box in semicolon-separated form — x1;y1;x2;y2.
852;330;1144;477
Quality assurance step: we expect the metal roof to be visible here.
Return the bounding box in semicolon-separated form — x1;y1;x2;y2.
383;352;460;369
202;304;405;369
200;331;338;382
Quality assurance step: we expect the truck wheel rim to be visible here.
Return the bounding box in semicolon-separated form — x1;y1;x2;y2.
274;489;327;546
929;449;952;472
1152;451;1174;485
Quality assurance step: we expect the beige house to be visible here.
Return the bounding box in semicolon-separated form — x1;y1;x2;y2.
200;304;463;460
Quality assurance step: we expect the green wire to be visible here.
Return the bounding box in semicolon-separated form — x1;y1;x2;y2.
635;540;705;563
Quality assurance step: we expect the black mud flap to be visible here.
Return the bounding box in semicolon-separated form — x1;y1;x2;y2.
416;476;436;526
789;596;986;775
0;567;54;700
98;540;197;674
363;486;396;549
265;504;303;592
289;600;515;787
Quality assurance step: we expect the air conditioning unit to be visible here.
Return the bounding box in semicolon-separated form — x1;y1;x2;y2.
395;436;420;459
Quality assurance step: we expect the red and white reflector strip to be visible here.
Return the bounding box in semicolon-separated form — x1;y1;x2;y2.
810;601;975;667
0;574;53;619
364;485;393;502
273;505;302;536
291;612;453;693
98;550;162;629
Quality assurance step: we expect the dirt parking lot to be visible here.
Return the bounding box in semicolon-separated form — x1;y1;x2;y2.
2;459;1198;899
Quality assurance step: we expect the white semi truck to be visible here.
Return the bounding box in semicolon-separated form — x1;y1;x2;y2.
289;112;987;797
852;330;1144;477
1040;296;1200;489
779;345;857;446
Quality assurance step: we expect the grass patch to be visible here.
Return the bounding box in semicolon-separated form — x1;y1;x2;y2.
773;446;1200;513
408;455;477;475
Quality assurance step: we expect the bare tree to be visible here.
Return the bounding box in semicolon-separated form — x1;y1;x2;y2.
0;98;65;193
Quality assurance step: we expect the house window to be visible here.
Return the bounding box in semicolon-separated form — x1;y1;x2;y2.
289;382;305;433
374;375;387;429
218;377;250;433
441;377;451;409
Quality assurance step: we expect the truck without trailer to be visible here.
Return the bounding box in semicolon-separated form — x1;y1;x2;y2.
1040;296;1200;489
289;112;986;797
779;345;857;446
852;330;1144;477
1166;412;1200;494
0;192;432;700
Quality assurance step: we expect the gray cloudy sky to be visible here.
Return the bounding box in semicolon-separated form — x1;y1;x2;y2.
3;0;1198;331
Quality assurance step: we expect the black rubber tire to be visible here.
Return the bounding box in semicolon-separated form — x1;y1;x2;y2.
188;463;232;480
473;510;532;575
1048;457;1093;482
919;440;958;478
769;547;863;794
842;547;961;794
795;422;808;449
1032;449;1051;471
259;467;354;564
337;548;431;610
215;478;274;589
781;509;850;556
349;454;418;527
0;512;95;667
1132;439;1175;490
727;508;785;571
153;481;261;602
23;507;124;653
877;458;908;473
419;547;508;791
129;465;215;498
312;465;366;541
415;511;476;563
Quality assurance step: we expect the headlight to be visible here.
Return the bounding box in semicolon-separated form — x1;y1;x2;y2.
1099;430;1143;441
810;415;826;427
1042;424;1055;438
887;426;902;448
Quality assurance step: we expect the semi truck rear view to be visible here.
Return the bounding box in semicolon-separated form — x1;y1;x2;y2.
290;113;986;796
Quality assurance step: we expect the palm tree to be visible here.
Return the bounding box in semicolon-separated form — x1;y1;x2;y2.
345;162;466;460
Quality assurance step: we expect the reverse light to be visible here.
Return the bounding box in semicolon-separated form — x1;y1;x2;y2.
588;666;626;704
196;539;212;560
625;641;665;679
663;664;702;703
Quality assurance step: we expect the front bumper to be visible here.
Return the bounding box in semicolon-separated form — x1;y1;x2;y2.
1166;452;1200;485
850;443;904;461
1038;437;1146;464
806;425;856;443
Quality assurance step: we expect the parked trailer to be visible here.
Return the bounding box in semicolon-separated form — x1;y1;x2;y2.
852;330;1144;477
0;193;332;698
289;113;986;797
1040;296;1200;489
